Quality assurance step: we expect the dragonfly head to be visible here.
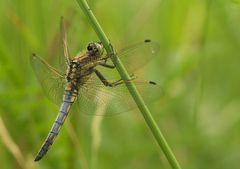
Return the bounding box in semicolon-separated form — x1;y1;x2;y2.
87;42;104;57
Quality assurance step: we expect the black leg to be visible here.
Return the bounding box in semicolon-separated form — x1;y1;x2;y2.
99;63;115;69
94;69;116;87
94;69;136;87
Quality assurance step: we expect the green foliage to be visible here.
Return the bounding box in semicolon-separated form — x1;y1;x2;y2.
0;0;240;169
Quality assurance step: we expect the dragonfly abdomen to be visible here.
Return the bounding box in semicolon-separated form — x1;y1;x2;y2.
34;91;77;161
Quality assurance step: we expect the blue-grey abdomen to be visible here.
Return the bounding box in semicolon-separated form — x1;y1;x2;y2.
34;91;76;161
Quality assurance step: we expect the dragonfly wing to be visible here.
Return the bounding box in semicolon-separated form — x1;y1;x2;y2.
30;54;66;105
60;16;71;68
75;74;162;116
115;40;160;73
44;17;70;73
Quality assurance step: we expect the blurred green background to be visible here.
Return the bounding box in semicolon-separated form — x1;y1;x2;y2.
1;0;240;169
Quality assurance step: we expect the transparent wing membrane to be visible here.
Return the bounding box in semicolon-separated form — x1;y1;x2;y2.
30;54;66;105
116;40;160;72
75;74;162;116
60;16;71;68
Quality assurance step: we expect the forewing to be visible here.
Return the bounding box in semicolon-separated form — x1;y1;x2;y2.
59;16;71;69
30;54;66;105
116;40;160;73
75;74;162;116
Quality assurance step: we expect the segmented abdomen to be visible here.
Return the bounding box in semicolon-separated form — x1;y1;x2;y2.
34;91;77;161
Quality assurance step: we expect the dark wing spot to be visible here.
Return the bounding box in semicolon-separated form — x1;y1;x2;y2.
149;81;157;85
144;39;151;43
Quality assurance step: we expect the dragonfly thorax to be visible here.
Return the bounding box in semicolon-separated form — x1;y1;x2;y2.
66;42;105;83
65;47;104;93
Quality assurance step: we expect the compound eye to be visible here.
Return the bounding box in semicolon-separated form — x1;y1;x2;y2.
87;44;93;51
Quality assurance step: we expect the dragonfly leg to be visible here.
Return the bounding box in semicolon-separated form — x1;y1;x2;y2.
101;50;115;60
110;73;136;84
99;63;115;69
94;69;136;87
110;74;137;86
94;69;116;87
94;59;115;69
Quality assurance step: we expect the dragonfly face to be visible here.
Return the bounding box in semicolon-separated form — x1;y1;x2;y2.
31;17;160;161
86;42;104;57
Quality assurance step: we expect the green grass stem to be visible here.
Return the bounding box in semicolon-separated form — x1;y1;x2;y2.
75;0;182;169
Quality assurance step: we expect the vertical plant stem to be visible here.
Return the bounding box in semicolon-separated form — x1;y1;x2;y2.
75;0;182;169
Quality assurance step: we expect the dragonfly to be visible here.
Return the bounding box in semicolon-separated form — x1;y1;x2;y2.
31;17;160;161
